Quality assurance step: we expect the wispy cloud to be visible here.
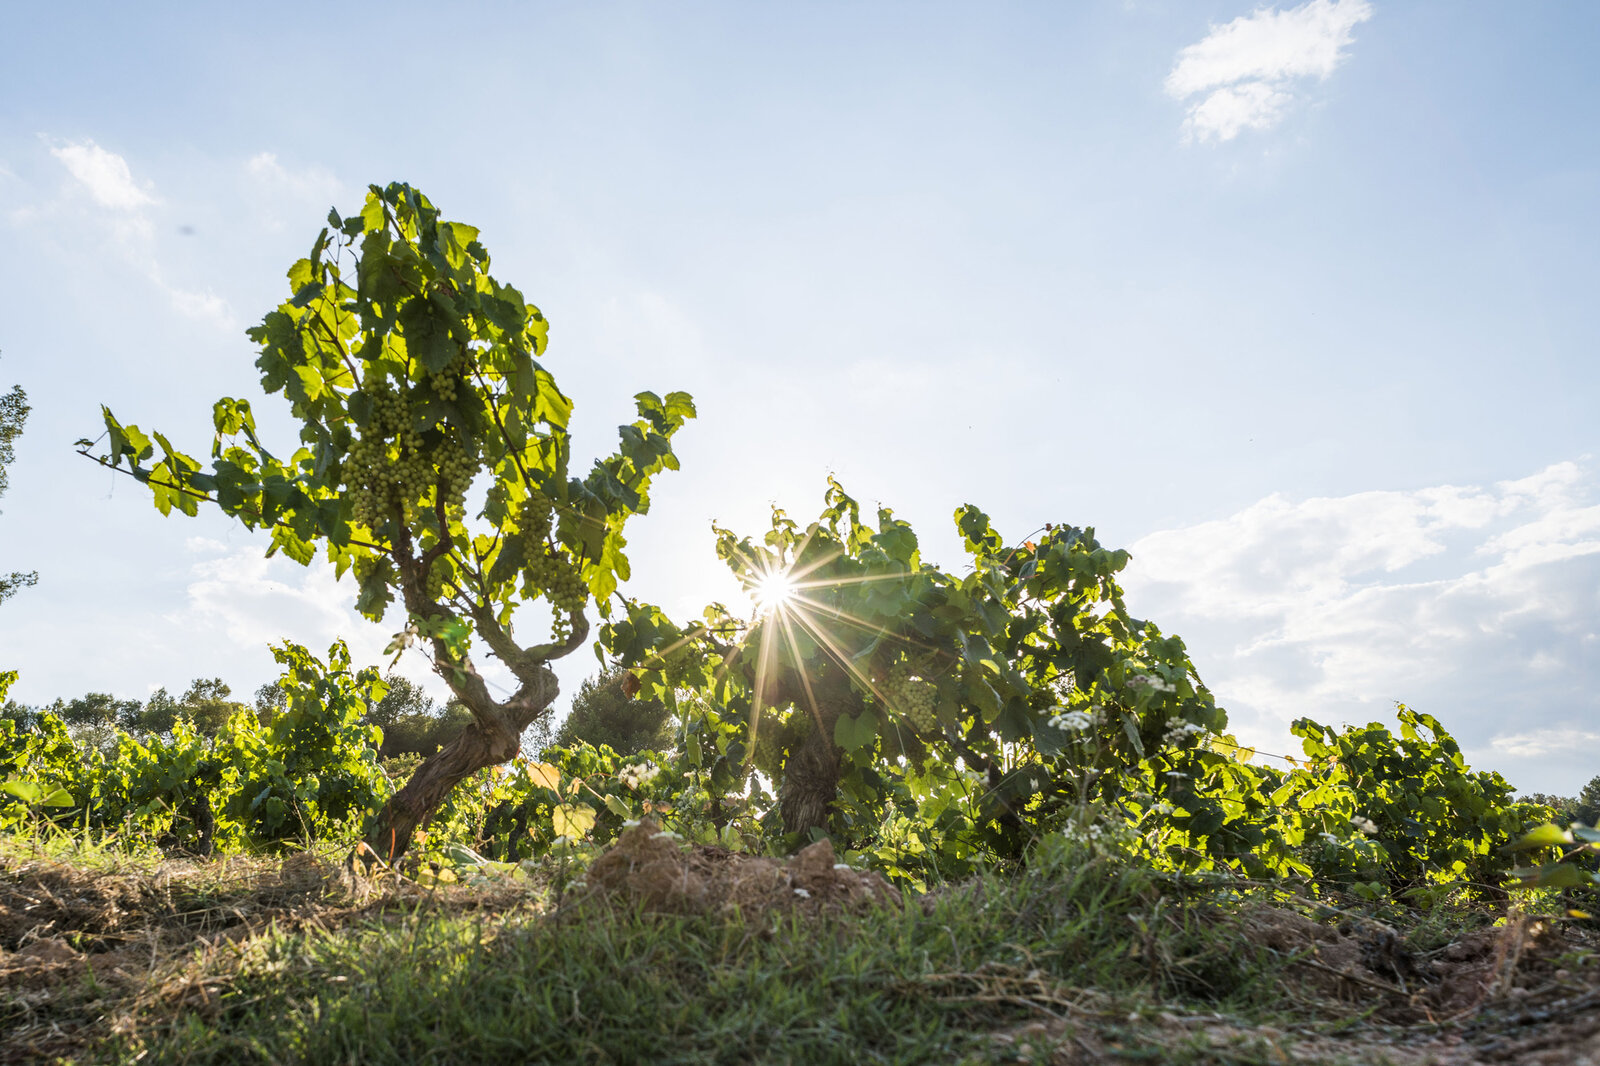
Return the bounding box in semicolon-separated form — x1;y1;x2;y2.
44;138;235;328
1166;0;1374;142
50;140;156;211
178;538;527;708
1121;462;1600;793
178;539;449;703
244;152;345;231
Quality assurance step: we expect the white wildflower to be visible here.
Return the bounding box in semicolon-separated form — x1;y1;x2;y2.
1350;815;1379;835
1127;674;1177;693
619;763;662;790
793;887;811;899
1049;709;1095;732
1161;718;1205;745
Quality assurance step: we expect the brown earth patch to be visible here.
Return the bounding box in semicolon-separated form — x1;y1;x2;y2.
573;818;899;917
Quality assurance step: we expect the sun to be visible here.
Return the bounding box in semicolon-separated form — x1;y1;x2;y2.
751;569;797;616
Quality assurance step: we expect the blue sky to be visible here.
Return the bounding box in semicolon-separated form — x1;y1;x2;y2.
2;1;1596;791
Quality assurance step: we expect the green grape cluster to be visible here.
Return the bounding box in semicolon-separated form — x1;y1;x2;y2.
751;716;789;776
882;659;939;734
433;440;474;515
513;494;584;639
343;377;478;529
427;350;471;403
520;494;554;545
343;388;425;524
424;559;452;600
352;554;380;586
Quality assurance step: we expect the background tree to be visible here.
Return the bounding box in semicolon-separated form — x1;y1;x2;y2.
177;678;249;736
128;687;181;734
253;680;287;721
0;355;36;609
555;667;673;755
120;680;248;737
60;692;141;730
1;355;36;705
1573;777;1600;827
1522;792;1578;823
51;692;139;752
361;674;472;758
84;183;693;862
0;699;37;728
366;673;437;724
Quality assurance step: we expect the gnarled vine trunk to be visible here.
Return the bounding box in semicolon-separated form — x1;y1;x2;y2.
776;667;862;838
361;653;561;865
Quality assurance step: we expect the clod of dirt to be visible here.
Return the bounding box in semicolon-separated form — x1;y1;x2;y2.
1239;905;1436;1015
577;819;899;918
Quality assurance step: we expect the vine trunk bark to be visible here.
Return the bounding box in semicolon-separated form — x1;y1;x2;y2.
361;662;559;865
777;669;862;837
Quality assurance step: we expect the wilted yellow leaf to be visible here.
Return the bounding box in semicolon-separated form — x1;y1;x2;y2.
553;802;596;841
525;761;561;792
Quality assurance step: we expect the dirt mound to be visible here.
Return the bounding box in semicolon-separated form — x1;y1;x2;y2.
575;819;899;918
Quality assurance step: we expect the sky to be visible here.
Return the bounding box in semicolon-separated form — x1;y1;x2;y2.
1;1;1596;793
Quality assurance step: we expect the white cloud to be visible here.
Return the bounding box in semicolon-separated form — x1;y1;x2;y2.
50;140;157;210
245;152;343;204
177;540;526;709
1491;729;1600;761
1166;0;1374;142
1122;462;1600;793
181;540;359;654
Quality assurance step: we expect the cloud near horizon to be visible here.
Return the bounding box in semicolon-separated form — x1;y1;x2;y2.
1166;0;1374;142
1121;462;1600;794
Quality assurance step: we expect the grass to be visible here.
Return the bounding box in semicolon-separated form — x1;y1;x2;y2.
4;827;1598;1065
122;856;1291;1066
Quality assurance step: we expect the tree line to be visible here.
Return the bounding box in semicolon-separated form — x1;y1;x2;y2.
0;665;671;761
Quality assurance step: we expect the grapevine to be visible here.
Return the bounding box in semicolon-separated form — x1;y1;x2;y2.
82;182;695;862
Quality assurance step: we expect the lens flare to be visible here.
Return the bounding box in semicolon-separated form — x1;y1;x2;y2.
752;570;796;615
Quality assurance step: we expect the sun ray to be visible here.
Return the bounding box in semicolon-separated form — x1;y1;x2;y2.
782;589;953;662
781;536;841;584
783;601;893;710
748;614;779;769
787;605;930;759
788;570;910;591
775;609;830;745
634;624;708;671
